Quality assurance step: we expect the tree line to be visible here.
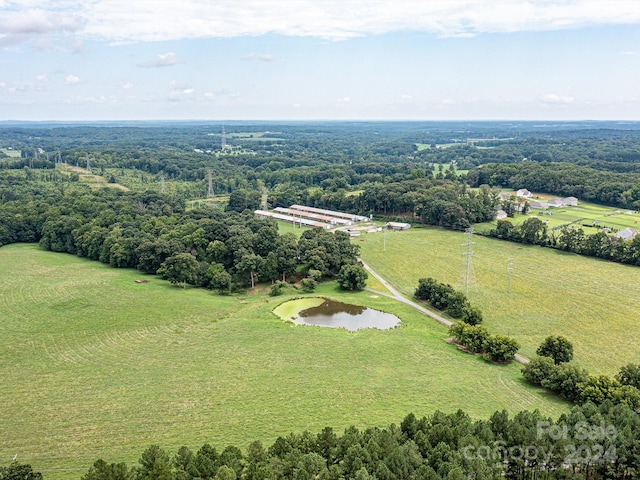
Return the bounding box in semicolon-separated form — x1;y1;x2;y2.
486;217;640;267
7;400;640;480
0;179;360;291
468;162;640;210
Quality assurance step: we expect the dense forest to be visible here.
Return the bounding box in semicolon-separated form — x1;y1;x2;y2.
4;121;640;282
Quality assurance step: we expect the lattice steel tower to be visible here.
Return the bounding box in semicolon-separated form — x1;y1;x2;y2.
460;228;478;294
207;170;214;198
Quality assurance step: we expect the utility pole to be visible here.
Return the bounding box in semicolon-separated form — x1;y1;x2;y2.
508;257;513;293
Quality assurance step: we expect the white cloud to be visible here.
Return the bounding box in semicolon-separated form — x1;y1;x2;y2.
442;98;456;105
242;52;276;62
3;1;640;43
0;82;5;88
137;52;179;68
540;93;575;104
121;82;134;90
400;94;412;100
0;8;85;45
338;96;351;103
183;88;194;95
36;74;48;82
66;74;81;85
620;51;636;55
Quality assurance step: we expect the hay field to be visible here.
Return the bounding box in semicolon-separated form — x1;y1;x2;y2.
0;244;565;479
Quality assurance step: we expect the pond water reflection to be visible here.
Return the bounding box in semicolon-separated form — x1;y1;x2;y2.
295;299;400;331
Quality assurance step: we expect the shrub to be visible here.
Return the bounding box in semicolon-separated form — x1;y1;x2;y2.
461;306;483;325
449;322;489;354
300;278;317;293
522;356;556;386
541;363;589;401
483;335;520;362
616;363;640;389
269;281;287;297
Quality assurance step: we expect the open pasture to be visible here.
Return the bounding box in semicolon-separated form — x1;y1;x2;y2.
1;148;21;158
476;199;640;234
0;244;565;479
358;227;640;374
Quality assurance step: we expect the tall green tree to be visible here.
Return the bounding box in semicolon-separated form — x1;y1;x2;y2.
157;253;199;288
337;264;368;291
136;445;172;480
82;459;134;480
616;363;640;389
536;335;574;365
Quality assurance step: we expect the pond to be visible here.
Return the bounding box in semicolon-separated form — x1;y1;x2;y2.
273;297;400;331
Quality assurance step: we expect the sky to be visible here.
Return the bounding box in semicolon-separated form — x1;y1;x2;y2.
1;0;640;121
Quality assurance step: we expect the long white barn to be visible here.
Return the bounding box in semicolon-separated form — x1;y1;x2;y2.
274;207;352;225
254;210;330;228
289;204;369;222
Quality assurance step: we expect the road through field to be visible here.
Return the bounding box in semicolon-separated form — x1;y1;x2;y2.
360;259;530;364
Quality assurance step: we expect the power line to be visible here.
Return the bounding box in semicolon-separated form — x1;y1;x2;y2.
460;228;478;295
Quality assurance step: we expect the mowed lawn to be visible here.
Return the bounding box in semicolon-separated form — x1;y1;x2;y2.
359;227;640;374
0;244;566;479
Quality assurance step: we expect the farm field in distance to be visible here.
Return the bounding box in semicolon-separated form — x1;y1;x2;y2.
0;244;566;480
358;226;640;374
474;196;640;235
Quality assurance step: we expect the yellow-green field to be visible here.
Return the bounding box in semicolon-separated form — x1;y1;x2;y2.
358;227;640;374
1;148;21;158
475;198;640;235
0;244;566;479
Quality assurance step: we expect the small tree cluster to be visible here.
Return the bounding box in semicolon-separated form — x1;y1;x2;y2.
523;352;640;411
449;322;520;363
0;463;42;480
414;278;472;319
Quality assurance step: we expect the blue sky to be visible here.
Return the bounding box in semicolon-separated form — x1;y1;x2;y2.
1;1;640;121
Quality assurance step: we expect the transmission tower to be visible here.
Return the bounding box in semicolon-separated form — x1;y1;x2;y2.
221;126;227;150
460;228;478;295
260;185;268;210
159;172;166;194
207;170;214;198
507;257;513;293
85;155;91;173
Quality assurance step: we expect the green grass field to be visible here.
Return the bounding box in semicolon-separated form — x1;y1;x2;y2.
1;148;21;158
475;198;640;235
0;244;566;479
358;227;640;374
